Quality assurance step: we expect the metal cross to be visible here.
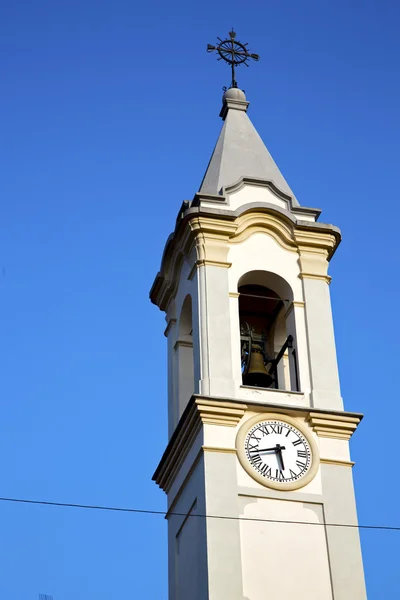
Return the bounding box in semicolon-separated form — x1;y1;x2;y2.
207;30;259;89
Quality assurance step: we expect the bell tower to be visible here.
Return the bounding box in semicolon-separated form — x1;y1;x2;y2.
150;32;366;600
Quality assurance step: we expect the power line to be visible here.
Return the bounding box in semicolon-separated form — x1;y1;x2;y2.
0;496;398;532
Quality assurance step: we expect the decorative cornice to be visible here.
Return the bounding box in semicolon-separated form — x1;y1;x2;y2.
300;273;332;284
150;205;342;312
174;340;193;350
163;318;177;337
196;397;247;426
202;446;236;454
307;412;362;440
231;211;297;252
192;191;227;205
153;396;247;492
320;458;355;467
294;229;337;253
153;395;363;493
153;401;202;493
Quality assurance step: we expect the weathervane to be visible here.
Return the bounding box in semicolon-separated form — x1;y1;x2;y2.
207;30;259;89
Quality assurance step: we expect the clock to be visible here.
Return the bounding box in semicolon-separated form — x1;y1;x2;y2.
236;413;319;491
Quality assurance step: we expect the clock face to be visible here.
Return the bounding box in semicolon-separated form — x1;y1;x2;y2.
244;419;312;484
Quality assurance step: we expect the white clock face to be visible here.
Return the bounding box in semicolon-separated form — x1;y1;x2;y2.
244;419;312;484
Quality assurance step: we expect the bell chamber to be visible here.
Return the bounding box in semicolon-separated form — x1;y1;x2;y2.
239;284;297;391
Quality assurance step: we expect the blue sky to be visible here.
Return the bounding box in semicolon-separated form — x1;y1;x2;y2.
1;1;399;598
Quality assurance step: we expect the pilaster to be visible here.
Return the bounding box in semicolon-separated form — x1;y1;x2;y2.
296;231;343;410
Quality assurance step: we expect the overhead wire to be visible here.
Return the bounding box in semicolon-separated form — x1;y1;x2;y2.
0;496;398;532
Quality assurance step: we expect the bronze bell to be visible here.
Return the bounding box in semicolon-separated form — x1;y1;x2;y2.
243;344;273;388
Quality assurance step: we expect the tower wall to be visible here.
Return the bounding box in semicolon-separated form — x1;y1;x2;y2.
152;91;366;599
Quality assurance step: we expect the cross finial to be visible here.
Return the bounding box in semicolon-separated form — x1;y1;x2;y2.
207;30;260;89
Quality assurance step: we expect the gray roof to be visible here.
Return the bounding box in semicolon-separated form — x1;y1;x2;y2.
199;88;299;205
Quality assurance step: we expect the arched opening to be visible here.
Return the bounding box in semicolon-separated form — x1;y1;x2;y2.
176;295;194;420
238;271;299;391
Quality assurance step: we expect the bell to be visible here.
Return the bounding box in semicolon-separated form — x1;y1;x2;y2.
243;344;273;388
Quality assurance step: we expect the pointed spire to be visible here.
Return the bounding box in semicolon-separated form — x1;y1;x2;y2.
199;88;299;206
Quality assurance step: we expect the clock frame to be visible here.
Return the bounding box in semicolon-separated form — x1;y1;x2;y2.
236;412;320;491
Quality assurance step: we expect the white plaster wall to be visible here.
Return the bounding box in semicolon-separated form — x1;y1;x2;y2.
228;232;302;297
174;501;202;600
165;419;363;600
195;263;236;398
291;211;316;222
229;294;243;392
288;304;311;397
167;455;208;600
302;277;342;410
204;450;244;600
227;231;312;403
167;256;199;433
227;185;289;211
238;496;333;600
166;308;178;438
174;260;195;324
167;429;204;510
319;464;367;599
167;206;339;421
175;342;194;419
319;437;351;462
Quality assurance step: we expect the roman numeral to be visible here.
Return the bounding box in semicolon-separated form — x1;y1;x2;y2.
248;442;259;451
259;425;270;435
285;429;291;437
251;434;262;442
270;424;283;434
251;455;262;467
259;464;271;477
292;438;302;446
289;469;297;478
297;450;307;458
296;460;306;470
277;470;285;481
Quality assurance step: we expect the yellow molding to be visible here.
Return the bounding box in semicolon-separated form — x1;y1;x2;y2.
295;230;337;249
307;412;361;441
151;209;340;312
197;259;232;268
188;216;238;238
154;398;362;494
174;340;193;350
320;458;355;467
231;213;297;252
300;273;332;284
202;446;236;454
284;300;305;318
153;398;247;492
229;292;240;298
157;416;202;494
163;318;177;337
195;398;247;427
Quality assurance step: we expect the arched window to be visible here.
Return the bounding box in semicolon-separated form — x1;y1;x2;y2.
238;271;299;391
175;295;194;420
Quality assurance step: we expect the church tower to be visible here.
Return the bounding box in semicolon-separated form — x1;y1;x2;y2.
151;33;366;600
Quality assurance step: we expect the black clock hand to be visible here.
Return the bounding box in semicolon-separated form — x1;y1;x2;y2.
275;444;285;471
